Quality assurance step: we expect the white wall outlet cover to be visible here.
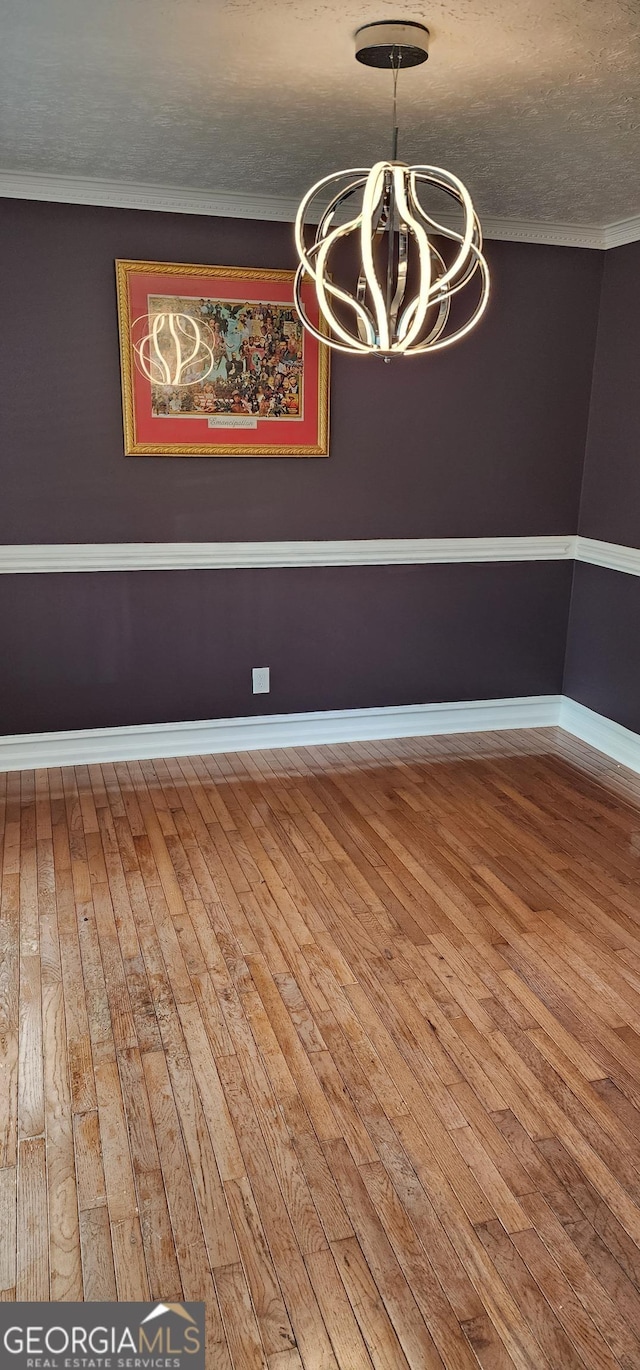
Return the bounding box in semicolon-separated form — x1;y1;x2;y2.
252;666;270;694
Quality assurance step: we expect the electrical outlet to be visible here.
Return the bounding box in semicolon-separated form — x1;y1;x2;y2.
252;666;270;694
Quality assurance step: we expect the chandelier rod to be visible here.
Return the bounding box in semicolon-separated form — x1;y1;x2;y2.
385;47;404;347
391;46;401;160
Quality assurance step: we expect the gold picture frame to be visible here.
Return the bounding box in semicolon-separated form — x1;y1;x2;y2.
116;259;330;457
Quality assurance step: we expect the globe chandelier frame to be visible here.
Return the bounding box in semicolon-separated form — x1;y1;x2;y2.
294;20;490;358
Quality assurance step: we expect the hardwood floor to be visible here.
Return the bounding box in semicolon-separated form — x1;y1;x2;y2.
2;727;640;1367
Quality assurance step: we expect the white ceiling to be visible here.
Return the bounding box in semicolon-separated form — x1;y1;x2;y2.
2;0;640;227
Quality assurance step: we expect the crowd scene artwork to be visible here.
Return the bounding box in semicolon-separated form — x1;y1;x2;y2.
149;295;304;420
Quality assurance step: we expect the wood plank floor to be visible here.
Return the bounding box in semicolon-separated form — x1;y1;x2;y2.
2;727;640;1368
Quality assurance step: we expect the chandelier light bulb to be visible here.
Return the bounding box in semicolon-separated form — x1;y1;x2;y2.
132;311;216;386
294;21;490;358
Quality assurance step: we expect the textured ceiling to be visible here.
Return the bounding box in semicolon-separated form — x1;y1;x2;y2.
2;0;640;225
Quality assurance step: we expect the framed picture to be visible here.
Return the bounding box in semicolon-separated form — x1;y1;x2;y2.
115;259;330;457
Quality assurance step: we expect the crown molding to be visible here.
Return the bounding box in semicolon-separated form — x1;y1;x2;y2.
471;217;607;250
1;167;635;250
0;169;301;224
602;214;640;250
0;536;576;574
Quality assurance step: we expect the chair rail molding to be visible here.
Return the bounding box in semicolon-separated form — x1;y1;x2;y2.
575;537;640;577
3;534;640;576
0;536;576;574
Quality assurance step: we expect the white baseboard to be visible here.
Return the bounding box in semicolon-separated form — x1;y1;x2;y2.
2;694;638;778
0;695;562;772
559;698;640;773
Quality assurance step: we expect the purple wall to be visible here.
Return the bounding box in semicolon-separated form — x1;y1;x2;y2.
2;564;571;734
0;198;602;735
579;241;640;549
564;562;640;733
1;200;601;543
564;241;640;735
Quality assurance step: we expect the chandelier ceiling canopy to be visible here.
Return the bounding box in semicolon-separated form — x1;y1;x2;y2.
294;19;490;359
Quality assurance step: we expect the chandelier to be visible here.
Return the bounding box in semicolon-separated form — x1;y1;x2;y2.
294;20;490;358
